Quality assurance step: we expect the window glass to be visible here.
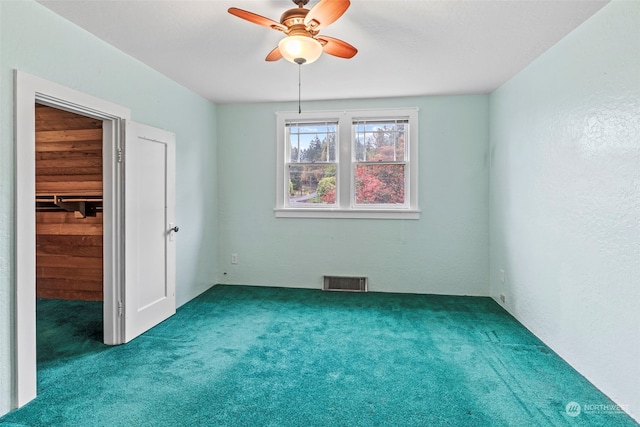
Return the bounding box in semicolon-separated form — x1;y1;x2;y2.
286;121;337;206
288;164;336;205
288;122;336;163
354;120;406;162
354;164;405;205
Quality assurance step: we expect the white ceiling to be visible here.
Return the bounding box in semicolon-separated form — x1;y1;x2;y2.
37;0;609;104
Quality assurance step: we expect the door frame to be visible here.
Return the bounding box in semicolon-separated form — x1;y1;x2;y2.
14;71;131;407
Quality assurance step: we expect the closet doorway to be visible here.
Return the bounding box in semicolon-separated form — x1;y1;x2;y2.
35;104;105;303
15;71;176;409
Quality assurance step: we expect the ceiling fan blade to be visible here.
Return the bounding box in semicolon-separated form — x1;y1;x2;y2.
316;36;357;59
265;46;283;62
304;0;350;32
228;7;287;32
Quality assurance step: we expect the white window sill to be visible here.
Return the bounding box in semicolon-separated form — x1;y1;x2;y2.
274;208;421;220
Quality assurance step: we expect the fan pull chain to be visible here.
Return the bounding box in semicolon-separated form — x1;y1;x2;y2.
294;57;306;114
298;62;302;114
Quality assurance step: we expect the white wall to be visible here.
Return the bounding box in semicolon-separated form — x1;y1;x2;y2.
0;1;217;415
489;0;639;420
217;96;490;296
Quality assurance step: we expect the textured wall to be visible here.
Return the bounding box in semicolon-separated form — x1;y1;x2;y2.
0;1;217;415
490;0;639;420
217;95;489;296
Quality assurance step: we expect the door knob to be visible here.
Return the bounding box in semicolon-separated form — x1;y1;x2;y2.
171;226;179;233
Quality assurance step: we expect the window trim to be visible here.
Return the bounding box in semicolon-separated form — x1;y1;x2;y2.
275;108;420;219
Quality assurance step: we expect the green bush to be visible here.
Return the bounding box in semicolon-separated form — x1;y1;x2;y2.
317;176;336;197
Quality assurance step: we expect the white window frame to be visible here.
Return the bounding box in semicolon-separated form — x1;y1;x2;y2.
284;118;339;208
275;108;420;219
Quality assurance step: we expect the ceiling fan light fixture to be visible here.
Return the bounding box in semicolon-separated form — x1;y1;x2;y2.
278;35;323;65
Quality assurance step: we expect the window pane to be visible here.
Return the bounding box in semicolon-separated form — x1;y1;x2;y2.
288;164;336;205
355;164;405;205
354;122;406;162
288;122;337;163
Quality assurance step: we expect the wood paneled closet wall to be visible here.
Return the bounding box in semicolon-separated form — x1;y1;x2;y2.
35;104;103;301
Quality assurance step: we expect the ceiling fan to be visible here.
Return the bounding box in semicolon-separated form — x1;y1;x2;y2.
228;0;358;65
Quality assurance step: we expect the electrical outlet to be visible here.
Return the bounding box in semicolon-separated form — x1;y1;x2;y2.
231;253;238;264
499;269;506;284
500;294;506;303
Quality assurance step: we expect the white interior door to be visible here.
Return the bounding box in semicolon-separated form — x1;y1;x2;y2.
124;121;176;342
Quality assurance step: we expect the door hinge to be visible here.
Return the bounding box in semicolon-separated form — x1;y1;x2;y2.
118;300;124;316
117;148;123;163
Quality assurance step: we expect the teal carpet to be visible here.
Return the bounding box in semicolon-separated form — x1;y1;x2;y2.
1;285;636;426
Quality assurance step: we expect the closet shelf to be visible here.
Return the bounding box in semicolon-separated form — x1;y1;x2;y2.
36;194;103;217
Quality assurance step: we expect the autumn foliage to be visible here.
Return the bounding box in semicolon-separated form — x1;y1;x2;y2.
353;128;406;205
354;164;405;204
